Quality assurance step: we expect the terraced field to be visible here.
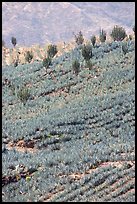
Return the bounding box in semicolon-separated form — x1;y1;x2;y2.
2;40;135;202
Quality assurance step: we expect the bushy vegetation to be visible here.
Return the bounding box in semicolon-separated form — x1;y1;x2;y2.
122;42;128;55
110;25;127;41
11;36;17;47
2;34;135;202
91;35;96;47
85;60;93;70
25;51;33;63
17;86;30;105
42;57;52;69
81;44;92;61
99;29;106;43
14;59;19;67
72;59;80;75
128;35;132;41
47;44;58;58
74;31;84;45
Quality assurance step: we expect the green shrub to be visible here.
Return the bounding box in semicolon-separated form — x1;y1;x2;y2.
11;36;17;47
128;35;132;41
86;60;93;70
17;86;30;105
42;57;52;69
9;83;16;95
14;60;19;67
99;29;106;43
47;44;58;58
25;51;33;63
13;55;19;67
110;25;127;41
91;35;96;47
74;31;84;45
122;42;128;55
82;44;92;62
72;59;80;75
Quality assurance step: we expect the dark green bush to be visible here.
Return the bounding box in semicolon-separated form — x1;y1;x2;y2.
42;57;52;69
25;51;33;63
82;44;92;62
13;55;19;67
86;60;93;70
91;35;96;47
110;25;127;41
10;83;16;95
14;60;19;67
72;59;80;75
128;35;132;41
74;31;84;45
17;86;30;105
11;36;17;47
99;29;106;43
47;44;58;58
122;42;128;55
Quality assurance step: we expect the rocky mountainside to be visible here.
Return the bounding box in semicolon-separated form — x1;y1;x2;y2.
2;2;135;47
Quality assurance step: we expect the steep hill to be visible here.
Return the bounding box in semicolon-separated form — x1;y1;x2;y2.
2;38;135;202
2;2;135;46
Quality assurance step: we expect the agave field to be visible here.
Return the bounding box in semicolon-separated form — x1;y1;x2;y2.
2;39;135;202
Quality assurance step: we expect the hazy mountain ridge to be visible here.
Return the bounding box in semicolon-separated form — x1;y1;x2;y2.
2;2;135;46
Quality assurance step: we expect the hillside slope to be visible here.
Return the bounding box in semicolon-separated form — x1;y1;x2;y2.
2;39;135;202
2;2;135;46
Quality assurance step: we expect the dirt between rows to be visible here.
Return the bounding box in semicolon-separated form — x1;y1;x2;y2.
40;160;135;202
59;160;135;181
4;138;135;201
6;140;38;153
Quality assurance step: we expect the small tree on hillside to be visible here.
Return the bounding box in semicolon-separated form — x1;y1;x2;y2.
82;44;92;62
110;25;127;41
25;51;33;63
128;35;132;41
74;31;84;45
17;86;30;105
91;35;96;47
122;42;128;55
82;44;93;70
72;59;80;76
42;57;52;69
86;60;93;70
11;36;17;47
99;29;106;43
47;44;58;58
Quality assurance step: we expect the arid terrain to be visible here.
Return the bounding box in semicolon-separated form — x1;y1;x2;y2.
2;2;135;46
2;2;135;202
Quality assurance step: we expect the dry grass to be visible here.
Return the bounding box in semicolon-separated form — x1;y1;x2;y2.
2;34;135;66
2;40;76;66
